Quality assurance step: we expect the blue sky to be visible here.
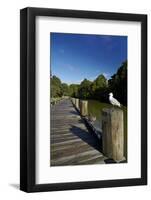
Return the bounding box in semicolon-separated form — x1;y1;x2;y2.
50;33;127;84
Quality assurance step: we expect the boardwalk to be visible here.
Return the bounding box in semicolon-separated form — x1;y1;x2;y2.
50;99;107;166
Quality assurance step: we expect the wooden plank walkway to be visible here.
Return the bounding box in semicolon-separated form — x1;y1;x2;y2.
50;99;107;166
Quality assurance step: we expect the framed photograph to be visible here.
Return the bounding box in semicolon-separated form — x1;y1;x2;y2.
20;7;147;192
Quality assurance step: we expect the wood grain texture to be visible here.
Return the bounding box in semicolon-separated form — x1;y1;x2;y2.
102;108;124;161
50;99;106;166
79;100;88;116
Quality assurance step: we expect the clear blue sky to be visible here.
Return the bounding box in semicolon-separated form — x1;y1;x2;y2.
50;33;127;84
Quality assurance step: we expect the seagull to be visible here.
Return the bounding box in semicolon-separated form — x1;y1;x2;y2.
109;93;121;107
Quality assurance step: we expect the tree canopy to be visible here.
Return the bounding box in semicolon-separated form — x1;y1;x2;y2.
51;60;127;105
61;83;69;96
108;61;127;105
51;75;62;97
78;79;92;99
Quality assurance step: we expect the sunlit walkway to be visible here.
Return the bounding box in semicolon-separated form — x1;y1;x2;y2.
50;99;107;166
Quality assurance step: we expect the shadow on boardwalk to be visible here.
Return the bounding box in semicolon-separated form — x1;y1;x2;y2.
69;125;102;152
50;99;106;166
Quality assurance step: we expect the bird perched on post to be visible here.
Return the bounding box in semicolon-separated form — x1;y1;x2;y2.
109;93;121;108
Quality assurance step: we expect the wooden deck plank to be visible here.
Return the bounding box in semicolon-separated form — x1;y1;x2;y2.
50;99;106;166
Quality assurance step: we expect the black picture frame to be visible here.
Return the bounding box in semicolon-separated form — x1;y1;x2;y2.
20;7;147;192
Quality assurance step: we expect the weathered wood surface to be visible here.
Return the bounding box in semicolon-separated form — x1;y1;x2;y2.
102;108;124;161
50;99;106;166
79;100;88;116
75;98;79;110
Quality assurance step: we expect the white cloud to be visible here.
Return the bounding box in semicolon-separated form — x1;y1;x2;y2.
64;79;83;85
89;75;97;81
103;73;111;80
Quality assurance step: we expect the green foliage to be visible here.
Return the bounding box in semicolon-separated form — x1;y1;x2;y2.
51;61;127;105
78;79;92;99
61;83;69;96
108;61;127;105
94;74;107;89
90;75;108;101
69;84;79;97
51;75;62;98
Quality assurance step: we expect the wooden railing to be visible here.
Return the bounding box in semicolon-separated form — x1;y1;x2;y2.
71;97;124;162
51;96;69;106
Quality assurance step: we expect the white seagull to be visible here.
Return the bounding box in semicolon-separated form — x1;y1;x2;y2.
109;93;121;107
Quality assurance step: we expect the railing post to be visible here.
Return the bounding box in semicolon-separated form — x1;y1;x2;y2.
75;98;79;110
73;98;76;105
102;108;124;161
80;100;88;116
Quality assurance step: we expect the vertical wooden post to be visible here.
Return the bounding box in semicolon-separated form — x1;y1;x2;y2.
73;98;75;104
75;98;79;110
102;108;124;161
72;98;74;104
80;100;88;116
71;98;75;105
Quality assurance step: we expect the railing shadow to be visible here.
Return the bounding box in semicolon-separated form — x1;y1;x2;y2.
70;110;79;115
69;125;102;152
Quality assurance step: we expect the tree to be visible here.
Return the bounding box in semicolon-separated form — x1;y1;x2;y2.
50;60;127;105
69;84;79;97
90;74;108;101
95;74;107;88
51;75;62;97
61;83;69;96
78;79;92;99
108;61;127;105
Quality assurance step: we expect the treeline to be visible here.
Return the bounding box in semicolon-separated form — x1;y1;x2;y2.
51;61;127;106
